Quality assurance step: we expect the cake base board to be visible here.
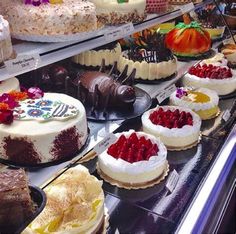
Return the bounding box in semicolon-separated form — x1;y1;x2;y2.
166;134;201;151
97;162;169;190
0;131;90;169
200;108;221;120
175;49;215;62
134;72;177;84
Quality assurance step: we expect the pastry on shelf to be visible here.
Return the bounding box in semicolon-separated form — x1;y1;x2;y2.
0;15;13;64
23;165;106;234
141;105;201;150
97;130;168;189
3;0;98;38
71;42;122;68
0;77;20;94
200;53;228;67
90;0;146;25
169;87;220;120
183;64;236;95
0;168;35;233
0;88;88;166
219;43;236;68
146;0;169;14
165;16;211;59
118;29;177;81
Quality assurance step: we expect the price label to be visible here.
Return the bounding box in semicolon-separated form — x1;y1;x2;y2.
156;84;176;104
104;27;123;42
166;169;180;193
5;54;41;75
122;23;134;36
180;2;194;14
222;109;231;122
93;133;118;155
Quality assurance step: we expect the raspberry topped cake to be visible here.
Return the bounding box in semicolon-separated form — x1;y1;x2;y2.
98;130;168;188
183;64;236;95
170;87;220;120
142;106;201;150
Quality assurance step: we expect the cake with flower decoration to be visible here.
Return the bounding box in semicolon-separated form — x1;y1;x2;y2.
170;87;219;120
183;64;236;95
142;106;201;150
90;0;146;25
23;165;106;234
165;18;211;58
3;0;97;38
0;89;88;165
97;130;168;188
0;15;13;64
0;77;20;95
117;29;177;81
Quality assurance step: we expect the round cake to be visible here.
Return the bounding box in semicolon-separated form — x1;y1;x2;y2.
219;43;236;68
0;77;20;94
146;0;169;13
72;42;122;68
0;92;88;165
3;0;97;37
169;87;219;120
90;0;146;25
118;30;177;81
98;130;168;188
142;106;201;150
183;64;236;95
0;15;13;63
23;165;105;234
165;21;211;57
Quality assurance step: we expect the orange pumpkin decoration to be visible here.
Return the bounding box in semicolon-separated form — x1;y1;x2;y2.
165;21;211;57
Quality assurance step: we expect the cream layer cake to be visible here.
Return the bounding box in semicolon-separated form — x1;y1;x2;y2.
23;165;105;234
4;0;97;36
0;15;13;63
183;64;236;95
90;0;146;25
170;87;219;120
0;93;88;165
0;77;20;94
142;106;201;150
98;130;168;186
72;42;122;67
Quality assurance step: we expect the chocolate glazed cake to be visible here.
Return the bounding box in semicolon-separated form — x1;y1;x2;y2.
0;168;35;233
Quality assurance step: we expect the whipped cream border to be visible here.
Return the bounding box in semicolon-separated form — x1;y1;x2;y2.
170;87;219;111
98;130;167;175
141;105;201;137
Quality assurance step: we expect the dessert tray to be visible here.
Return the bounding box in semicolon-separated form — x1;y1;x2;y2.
86;87;152;121
0;131;90;168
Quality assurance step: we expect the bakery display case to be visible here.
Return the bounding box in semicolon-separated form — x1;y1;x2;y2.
0;0;236;233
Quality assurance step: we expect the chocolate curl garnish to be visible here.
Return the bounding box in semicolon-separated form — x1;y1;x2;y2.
176;88;188;99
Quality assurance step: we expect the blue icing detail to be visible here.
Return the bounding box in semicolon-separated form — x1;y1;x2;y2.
27;109;44;118
35;100;53;107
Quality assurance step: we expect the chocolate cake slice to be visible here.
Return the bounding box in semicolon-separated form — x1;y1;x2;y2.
0;168;34;233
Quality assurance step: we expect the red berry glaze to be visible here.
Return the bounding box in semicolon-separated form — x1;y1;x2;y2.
107;132;159;163
188;64;232;79
149;107;193;129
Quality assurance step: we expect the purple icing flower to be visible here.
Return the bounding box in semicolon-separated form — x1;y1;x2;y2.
24;0;49;6
27;87;44;99
176;88;187;99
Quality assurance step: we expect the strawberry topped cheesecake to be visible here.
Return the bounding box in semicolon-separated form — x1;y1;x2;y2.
97;130;168;188
142;106;201;150
170;87;219;120
183;64;236;95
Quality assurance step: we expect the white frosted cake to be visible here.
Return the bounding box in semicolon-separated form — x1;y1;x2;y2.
142;106;201;150
23;165;105;234
170;87;219;120
0;77;20;94
4;0;97;36
0;92;88;165
72;42;122;67
0;15;13;63
90;0;146;25
183;64;236;95
98;130;168;187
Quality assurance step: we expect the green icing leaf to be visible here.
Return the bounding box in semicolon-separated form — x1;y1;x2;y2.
175;21;204;34
117;0;128;3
